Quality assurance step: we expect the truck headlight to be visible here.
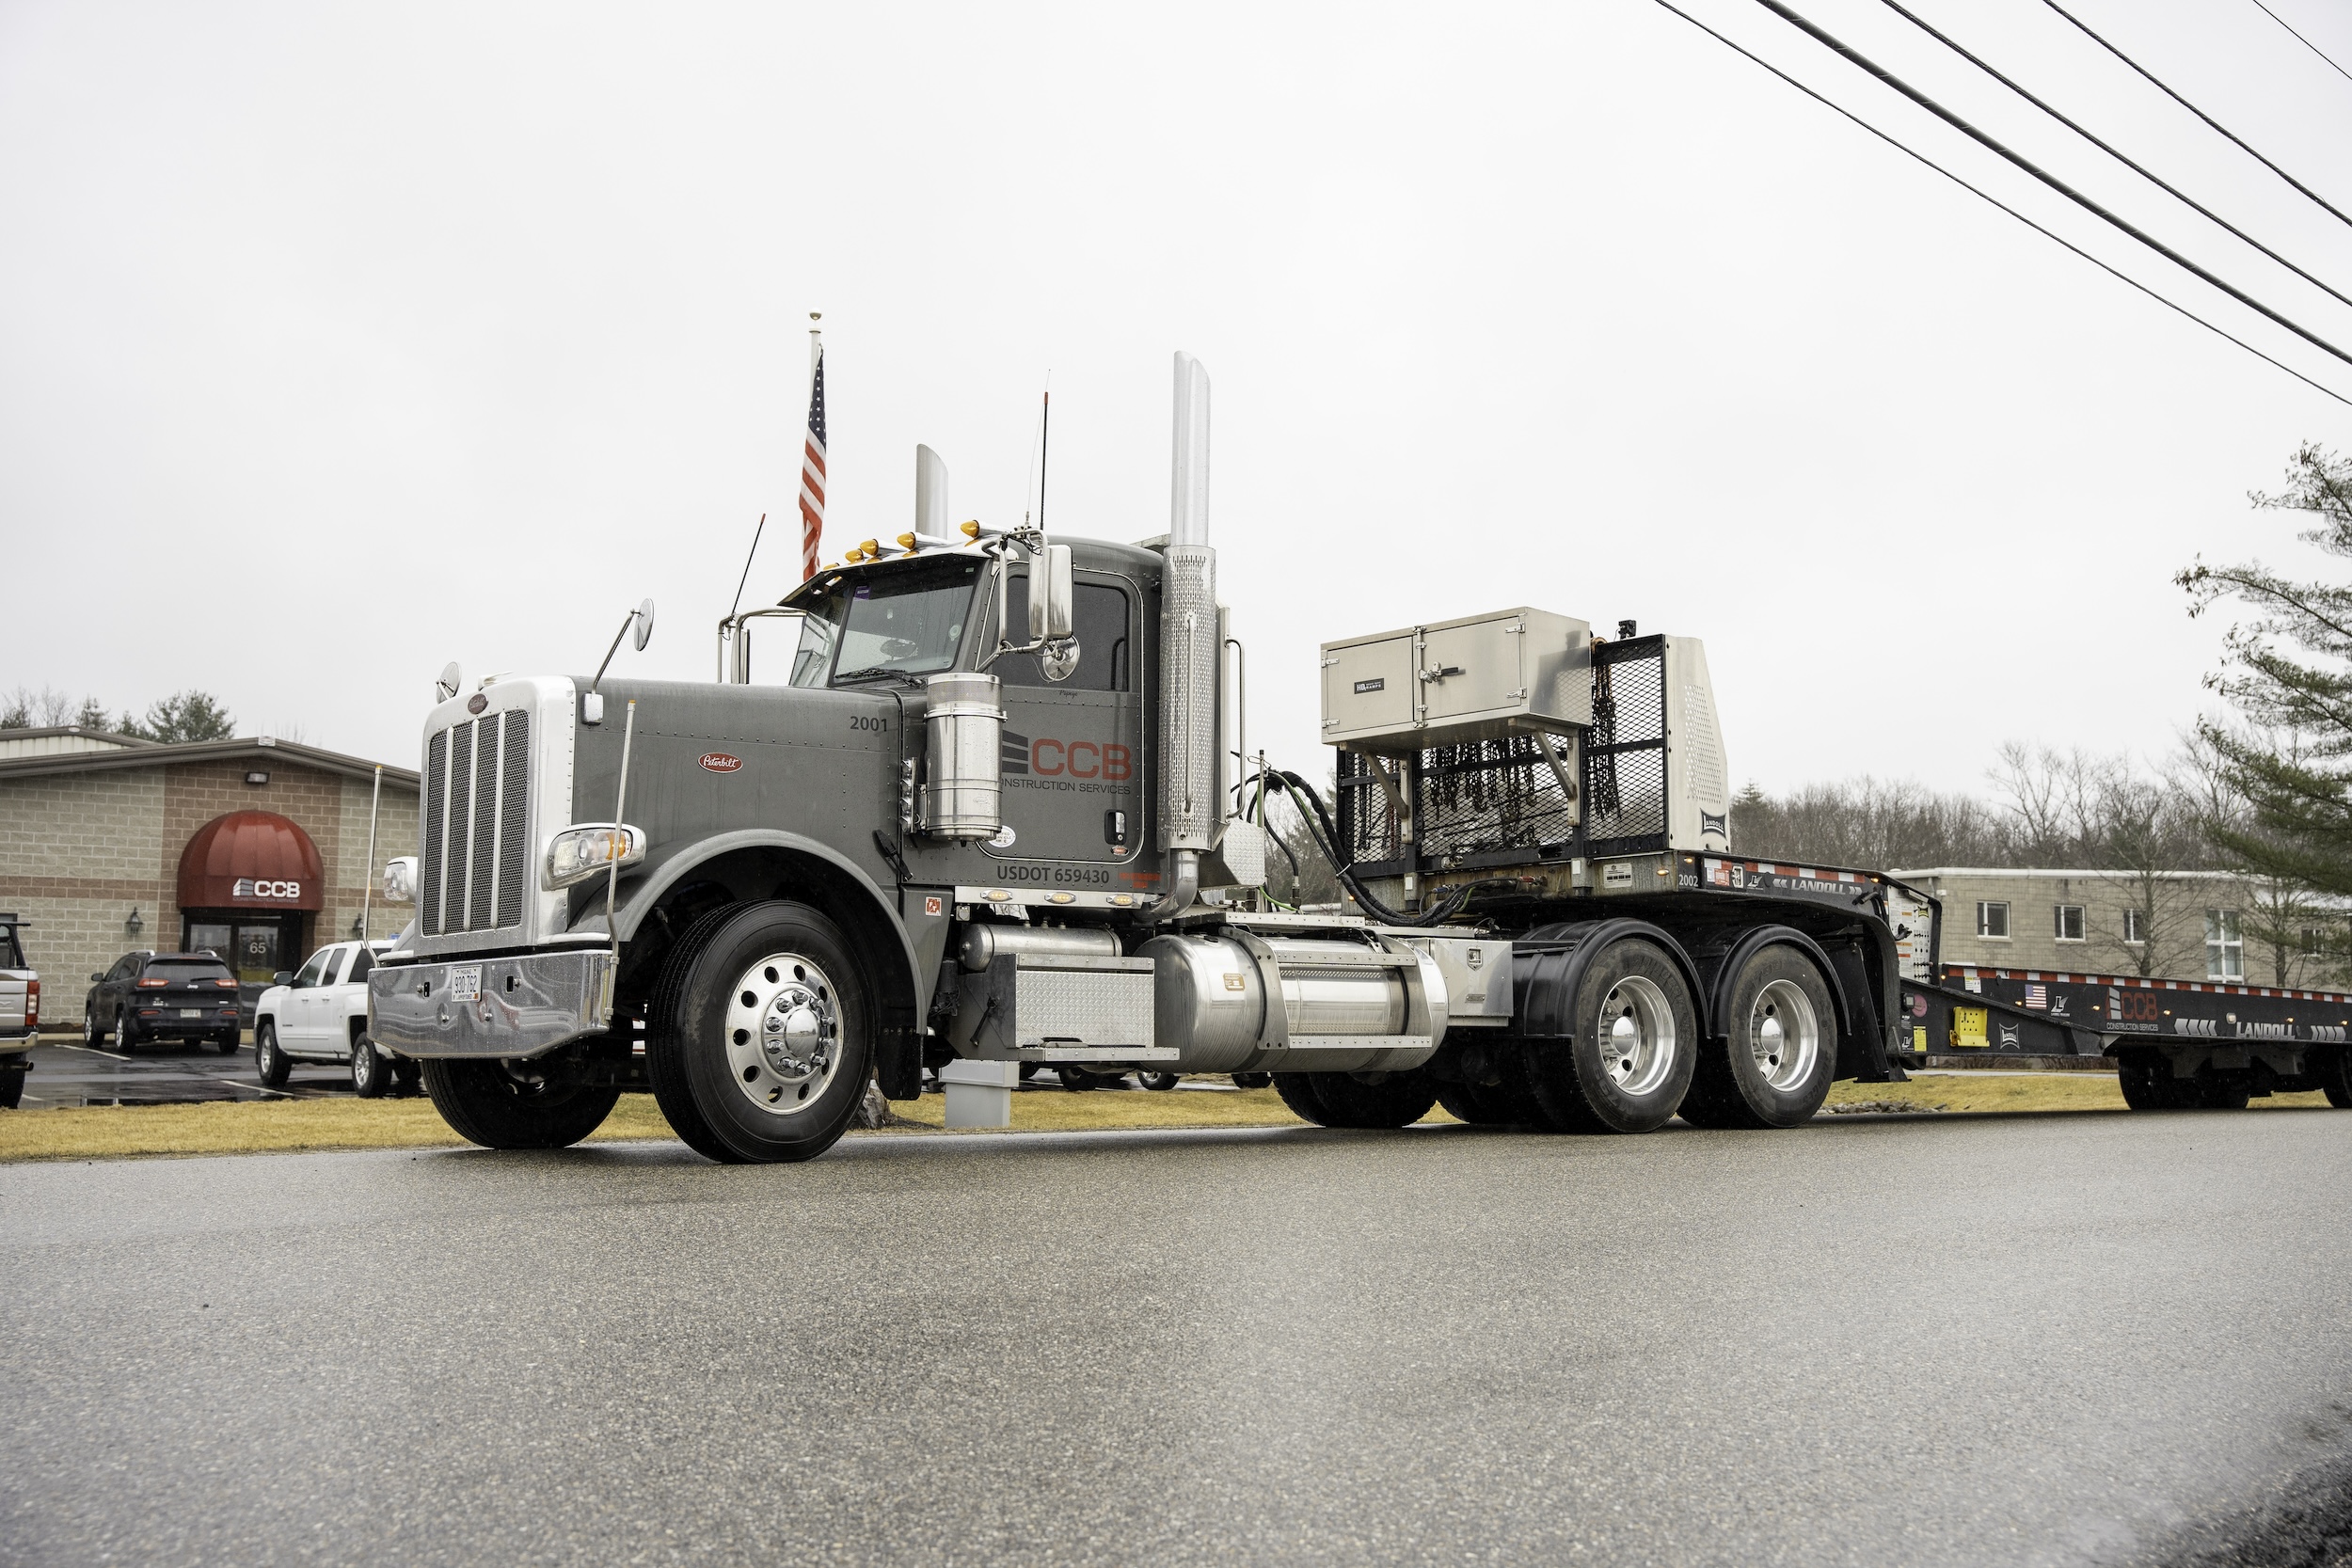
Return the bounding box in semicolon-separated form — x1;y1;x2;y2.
382;856;419;904
545;824;645;889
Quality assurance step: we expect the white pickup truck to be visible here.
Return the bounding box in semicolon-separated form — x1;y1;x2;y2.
254;939;414;1097
0;912;34;1109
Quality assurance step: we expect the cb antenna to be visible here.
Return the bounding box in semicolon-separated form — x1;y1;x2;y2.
727;513;767;622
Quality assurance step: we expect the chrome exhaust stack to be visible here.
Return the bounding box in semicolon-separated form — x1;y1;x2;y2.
1145;352;1217;920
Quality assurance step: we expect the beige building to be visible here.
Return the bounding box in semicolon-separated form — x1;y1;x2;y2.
1890;865;2335;989
0;727;418;1021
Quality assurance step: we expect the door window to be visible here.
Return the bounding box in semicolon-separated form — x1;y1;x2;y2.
996;575;1133;691
233;924;282;985
291;949;335;990
188;922;232;963
347;947;375;985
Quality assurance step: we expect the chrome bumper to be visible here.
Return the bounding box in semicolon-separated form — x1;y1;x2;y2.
367;948;613;1060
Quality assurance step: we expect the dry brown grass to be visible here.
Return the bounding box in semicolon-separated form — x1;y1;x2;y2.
3;1072;2337;1164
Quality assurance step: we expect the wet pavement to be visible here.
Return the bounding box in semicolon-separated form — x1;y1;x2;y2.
14;1039;366;1107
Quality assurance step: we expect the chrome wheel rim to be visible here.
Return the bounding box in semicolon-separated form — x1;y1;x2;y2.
723;951;842;1118
1748;978;1820;1092
1598;974;1676;1096
352;1042;372;1090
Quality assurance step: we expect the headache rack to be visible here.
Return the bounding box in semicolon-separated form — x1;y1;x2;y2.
1335;634;1675;876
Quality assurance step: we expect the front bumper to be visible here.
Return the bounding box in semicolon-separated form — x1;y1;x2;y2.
367;948;613;1060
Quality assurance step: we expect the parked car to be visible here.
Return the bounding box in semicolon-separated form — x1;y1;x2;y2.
0;912;36;1109
254;940;412;1096
83;951;242;1053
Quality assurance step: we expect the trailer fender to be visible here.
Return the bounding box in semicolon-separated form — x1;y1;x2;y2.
1510;919;1708;1039
599;829;926;1101
1692;926;1855;1051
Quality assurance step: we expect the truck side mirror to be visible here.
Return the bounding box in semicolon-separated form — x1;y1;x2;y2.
1030;545;1074;641
274;971;293;986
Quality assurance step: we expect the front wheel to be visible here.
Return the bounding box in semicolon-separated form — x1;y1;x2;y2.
350;1034;391;1099
647;900;874;1164
255;1022;291;1088
83;1006;104;1046
420;1058;620;1148
1525;939;1698;1134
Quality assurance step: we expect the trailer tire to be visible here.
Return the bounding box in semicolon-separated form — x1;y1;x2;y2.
647;899;873;1164
1306;1069;1438;1129
420;1057;621;1149
2194;1070;2251;1111
1681;945;1836;1130
1525;939;1698;1134
2118;1052;2190;1111
2317;1046;2352;1109
1273;1073;1334;1126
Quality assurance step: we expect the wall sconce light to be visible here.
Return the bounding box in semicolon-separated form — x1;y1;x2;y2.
125;907;143;937
245;770;270;786
350;913;365;940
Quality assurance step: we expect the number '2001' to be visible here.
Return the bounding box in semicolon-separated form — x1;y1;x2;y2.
850;716;888;733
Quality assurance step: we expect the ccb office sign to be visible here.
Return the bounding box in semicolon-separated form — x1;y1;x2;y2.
231;878;303;902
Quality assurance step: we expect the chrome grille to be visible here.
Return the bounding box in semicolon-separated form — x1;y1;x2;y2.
421;710;532;936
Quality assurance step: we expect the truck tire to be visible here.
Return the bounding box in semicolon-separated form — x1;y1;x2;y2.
350;1033;391;1099
1435;1048;1551;1128
1306;1069;1438;1129
0;1063;24;1110
1436;1078;1514;1124
1524;939;1698;1134
1272;1072;1333;1125
2118;1052;2189;1111
255;1021;291;1088
420;1057;621;1149
647;899;873;1164
2317;1045;2352;1109
1680;945;1837;1130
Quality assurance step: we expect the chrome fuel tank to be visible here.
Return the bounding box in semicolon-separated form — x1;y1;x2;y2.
1137;930;1447;1074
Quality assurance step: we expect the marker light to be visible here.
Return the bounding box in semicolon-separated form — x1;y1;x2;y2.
961;520;982;540
897;532;917;552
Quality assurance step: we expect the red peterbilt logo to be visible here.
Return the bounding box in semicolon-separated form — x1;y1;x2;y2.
698;752;743;773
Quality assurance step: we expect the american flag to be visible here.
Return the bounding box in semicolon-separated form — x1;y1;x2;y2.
2025;983;2048;1009
799;345;827;579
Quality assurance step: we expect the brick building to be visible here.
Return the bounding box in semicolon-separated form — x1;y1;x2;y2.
1889;864;2336;990
0;727;418;1022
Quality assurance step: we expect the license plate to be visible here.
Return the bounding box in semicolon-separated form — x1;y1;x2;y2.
180;1008;200;1019
449;965;482;1003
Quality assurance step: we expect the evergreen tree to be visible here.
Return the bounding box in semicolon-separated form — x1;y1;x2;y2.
2180;443;2352;896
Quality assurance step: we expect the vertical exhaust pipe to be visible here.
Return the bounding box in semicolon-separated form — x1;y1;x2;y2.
1146;352;1216;920
915;444;950;539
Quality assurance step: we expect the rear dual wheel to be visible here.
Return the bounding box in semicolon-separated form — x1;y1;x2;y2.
1525;939;1698;1134
2317;1046;2352;1109
1679;946;1837;1130
1274;1069;1438;1130
647;901;873;1164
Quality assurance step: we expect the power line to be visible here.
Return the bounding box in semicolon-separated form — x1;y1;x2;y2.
1872;0;2352;314
2042;0;2352;233
2247;0;2352;90
1639;0;2352;409
1750;0;2352;372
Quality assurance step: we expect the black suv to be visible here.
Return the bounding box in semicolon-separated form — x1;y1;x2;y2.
84;952;242;1054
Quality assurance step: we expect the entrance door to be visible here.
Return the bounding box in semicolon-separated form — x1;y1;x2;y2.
987;566;1146;876
183;911;295;1030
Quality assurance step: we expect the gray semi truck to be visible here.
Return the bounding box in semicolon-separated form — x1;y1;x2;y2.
365;352;2352;1160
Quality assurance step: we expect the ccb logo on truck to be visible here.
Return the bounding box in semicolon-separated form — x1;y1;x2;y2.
999;729;1132;781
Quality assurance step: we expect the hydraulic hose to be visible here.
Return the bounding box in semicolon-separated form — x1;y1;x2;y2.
1256;768;1488;927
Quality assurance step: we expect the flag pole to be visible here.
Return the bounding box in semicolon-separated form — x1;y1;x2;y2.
801;312;825;581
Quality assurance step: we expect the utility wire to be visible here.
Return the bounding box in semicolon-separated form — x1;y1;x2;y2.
1642;0;2352;409
2249;0;2352;88
2042;0;2352;233
1872;0;2352;313
1750;0;2352;372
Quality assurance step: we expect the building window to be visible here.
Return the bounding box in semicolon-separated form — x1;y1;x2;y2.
2205;909;2244;982
2054;904;2085;942
2122;909;2146;944
2302;927;2328;957
1977;901;2010;939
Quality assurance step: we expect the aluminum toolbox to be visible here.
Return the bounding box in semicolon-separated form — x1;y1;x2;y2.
1320;608;1592;753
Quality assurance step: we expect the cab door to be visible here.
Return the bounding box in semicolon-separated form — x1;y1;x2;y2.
985;565;1148;882
284;946;338;1052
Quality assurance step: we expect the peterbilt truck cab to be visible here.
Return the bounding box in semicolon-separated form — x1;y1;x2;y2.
371;351;1928;1164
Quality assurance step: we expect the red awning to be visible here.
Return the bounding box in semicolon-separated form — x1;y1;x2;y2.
177;811;325;912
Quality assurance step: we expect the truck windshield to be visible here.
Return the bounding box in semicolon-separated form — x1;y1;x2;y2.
790;561;982;687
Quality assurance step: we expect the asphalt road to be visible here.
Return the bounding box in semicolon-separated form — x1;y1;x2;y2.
13;1039;365;1108
6;1111;2351;1566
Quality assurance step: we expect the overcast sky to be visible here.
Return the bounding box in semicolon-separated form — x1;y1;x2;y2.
4;0;2349;799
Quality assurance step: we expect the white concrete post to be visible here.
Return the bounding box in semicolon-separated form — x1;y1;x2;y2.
938;1058;1021;1129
